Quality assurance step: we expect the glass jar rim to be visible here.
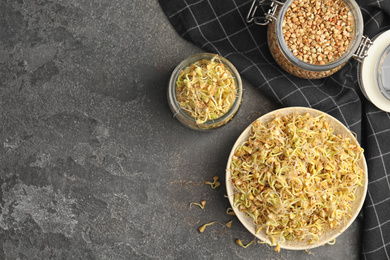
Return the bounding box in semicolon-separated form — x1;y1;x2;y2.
275;0;364;72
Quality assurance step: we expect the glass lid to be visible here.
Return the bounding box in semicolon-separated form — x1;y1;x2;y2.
359;30;390;112
376;45;390;101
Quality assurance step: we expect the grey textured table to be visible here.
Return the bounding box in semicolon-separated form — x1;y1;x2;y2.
1;0;362;259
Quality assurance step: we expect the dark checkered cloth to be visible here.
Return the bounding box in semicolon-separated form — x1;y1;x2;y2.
159;0;390;258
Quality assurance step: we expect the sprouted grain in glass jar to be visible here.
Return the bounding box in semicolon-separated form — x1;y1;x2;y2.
283;0;354;65
175;55;237;125
230;113;364;245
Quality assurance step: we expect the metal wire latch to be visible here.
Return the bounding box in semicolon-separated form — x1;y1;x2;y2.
246;0;284;26
353;35;373;63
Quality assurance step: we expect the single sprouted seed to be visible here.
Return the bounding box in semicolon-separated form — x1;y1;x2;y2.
204;176;220;189
226;207;235;216
198;221;224;233
226;220;233;228
190;200;206;210
305;249;317;256
236;238;256;248
327;239;336;245
274;243;281;253
256;239;281;252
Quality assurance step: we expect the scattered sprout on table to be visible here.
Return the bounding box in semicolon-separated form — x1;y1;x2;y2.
226;220;233;228
226;207;236;216
190;200;206;209
198;221;224;233
204;176;221;189
274;243;281;253
236;238;256;248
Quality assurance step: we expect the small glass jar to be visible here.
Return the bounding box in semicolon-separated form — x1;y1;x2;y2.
247;0;365;79
168;53;243;131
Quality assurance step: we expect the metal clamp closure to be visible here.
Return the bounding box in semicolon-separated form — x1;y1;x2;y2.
246;0;284;26
353;35;373;63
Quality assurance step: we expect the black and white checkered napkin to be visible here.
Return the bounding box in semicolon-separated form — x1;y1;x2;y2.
159;0;390;258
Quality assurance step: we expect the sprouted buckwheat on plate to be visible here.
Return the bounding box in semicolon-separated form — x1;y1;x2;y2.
229;112;364;247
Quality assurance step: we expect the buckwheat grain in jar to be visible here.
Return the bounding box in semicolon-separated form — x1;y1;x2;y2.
247;0;365;79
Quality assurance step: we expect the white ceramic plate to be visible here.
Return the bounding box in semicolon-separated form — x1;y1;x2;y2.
225;107;368;250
